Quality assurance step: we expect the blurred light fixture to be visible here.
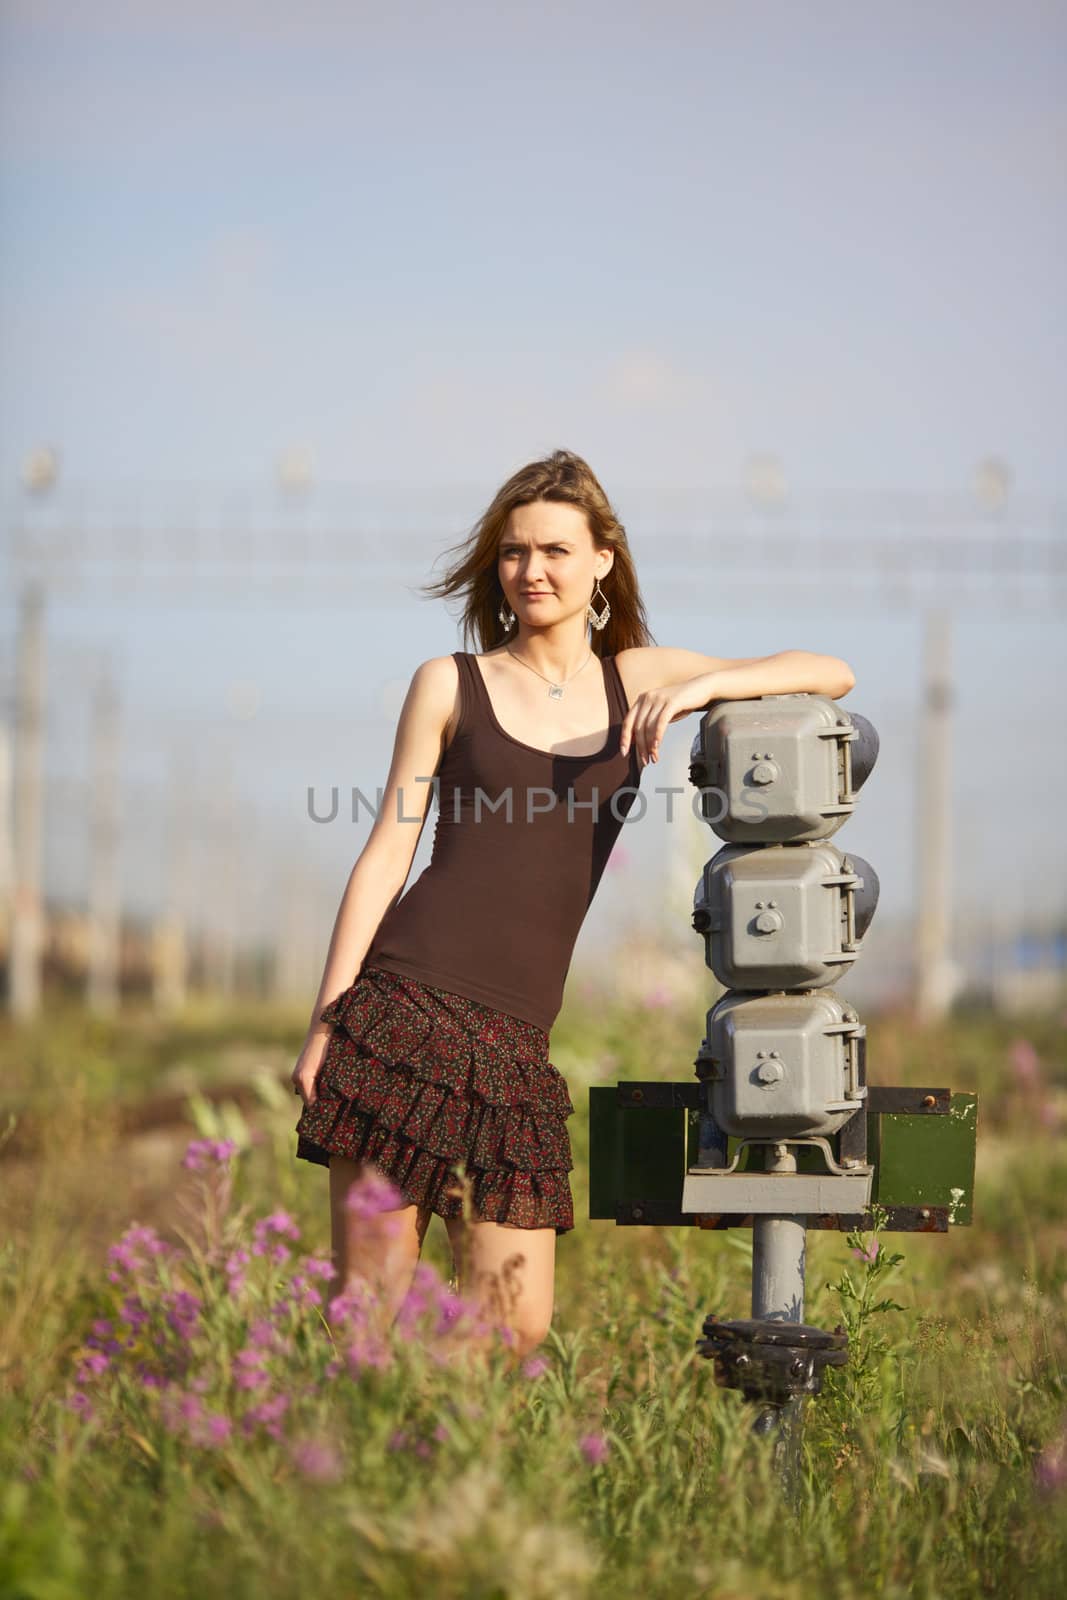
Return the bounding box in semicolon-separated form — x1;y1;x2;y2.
22;445;60;493
974;455;1013;512
277;447;314;495
743;453;787;510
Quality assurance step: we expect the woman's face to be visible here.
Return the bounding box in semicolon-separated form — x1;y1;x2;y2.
497;500;612;629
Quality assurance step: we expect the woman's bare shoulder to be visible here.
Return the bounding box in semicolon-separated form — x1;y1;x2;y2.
405;654;462;744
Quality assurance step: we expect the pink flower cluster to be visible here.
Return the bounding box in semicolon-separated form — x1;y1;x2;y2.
1035;1422;1067;1495
291;1434;345;1483
579;1431;610;1466
344;1170;408;1221
105;1222;178;1284
181;1138;239;1172
252;1209;302;1265
64;1156;540;1455
1007;1038;1061;1130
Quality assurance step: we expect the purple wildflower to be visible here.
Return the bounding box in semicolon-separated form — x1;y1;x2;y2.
326;1286;374;1331
182;1137;239;1173
1035;1426;1067;1494
851;1238;879;1265
292;1435;344;1483
579;1431;611;1466
234;1347;271;1392
522;1355;551;1380
252;1211;301;1262
1008;1038;1040;1089
74;1348;112;1383
178;1392;204;1423
120;1294;151;1331
344;1170;407;1220
346;1334;392;1374
394;1285;430;1336
106;1223;174;1282
304;1255;336;1281
247;1318;281;1350
190;1412;233;1448
225;1246;251;1289
163;1288;202;1341
242;1392;290;1442
286;1271;323;1309
433;1288;469;1336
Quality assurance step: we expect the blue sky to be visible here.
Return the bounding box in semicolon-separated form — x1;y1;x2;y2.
1;0;1063;491
0;1;1063;1001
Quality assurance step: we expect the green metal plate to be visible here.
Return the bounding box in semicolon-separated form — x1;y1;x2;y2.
589;1085;978;1227
870;1093;978;1223
589;1088;686;1217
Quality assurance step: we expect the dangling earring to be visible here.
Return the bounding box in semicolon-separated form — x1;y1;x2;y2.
586;577;611;631
498;598;516;631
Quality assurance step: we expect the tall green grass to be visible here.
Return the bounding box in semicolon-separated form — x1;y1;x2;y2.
1;995;1065;1598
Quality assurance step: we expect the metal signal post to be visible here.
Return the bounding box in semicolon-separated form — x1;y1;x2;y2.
589;691;978;1439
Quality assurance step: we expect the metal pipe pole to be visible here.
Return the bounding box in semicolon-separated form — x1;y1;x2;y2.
751;1145;806;1322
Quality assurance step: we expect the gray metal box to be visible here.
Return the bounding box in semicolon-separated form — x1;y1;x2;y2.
696;989;866;1137
692;841;877;989
689;694;869;844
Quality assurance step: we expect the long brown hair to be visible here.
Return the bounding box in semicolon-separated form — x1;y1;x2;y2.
418;448;657;654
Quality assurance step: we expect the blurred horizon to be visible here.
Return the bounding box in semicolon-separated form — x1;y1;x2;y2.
1;0;1064;1018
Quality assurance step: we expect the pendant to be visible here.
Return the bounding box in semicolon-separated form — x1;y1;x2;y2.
548;683;564;700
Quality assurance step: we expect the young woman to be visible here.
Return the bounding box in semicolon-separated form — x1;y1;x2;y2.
291;448;855;1360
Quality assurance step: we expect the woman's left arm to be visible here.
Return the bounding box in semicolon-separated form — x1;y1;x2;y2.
684;650;855;704
619;650;856;764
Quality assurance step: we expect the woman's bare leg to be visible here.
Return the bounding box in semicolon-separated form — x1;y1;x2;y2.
443;1214;557;1364
327;1153;432;1334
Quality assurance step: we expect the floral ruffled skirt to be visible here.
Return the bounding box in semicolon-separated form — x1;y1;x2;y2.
294;966;575;1234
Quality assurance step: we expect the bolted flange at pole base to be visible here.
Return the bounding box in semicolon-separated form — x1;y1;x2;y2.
695;1316;849;1404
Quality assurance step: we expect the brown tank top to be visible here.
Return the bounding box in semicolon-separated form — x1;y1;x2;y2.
361;650;645;1031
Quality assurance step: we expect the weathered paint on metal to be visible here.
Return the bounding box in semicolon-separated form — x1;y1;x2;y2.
871;1093;978;1222
588;1085;978;1230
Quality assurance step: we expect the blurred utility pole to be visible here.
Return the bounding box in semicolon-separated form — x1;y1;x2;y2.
152;738;191;1014
87;666;121;1013
0;720;13;963
9;582;46;1019
913;607;956;1023
274;859;323;1004
211;754;238;999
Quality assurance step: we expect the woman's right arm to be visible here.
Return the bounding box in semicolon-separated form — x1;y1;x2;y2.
291;655;460;1105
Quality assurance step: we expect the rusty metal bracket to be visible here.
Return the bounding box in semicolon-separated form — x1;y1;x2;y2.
866;1087;950;1115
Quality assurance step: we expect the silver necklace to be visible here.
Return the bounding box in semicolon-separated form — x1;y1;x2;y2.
505;645;595;700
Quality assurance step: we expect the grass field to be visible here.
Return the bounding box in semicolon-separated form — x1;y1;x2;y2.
2;989;1065;1598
